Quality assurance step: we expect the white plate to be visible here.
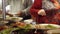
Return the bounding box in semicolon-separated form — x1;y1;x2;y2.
39;24;60;27
24;19;33;24
35;24;60;29
6;17;23;21
11;17;23;21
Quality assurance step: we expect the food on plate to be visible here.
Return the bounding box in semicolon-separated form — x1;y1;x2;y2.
35;24;41;29
6;17;23;21
15;22;32;29
11;17;23;21
0;28;19;34
17;22;26;27
12;22;25;27
0;25;9;31
35;24;46;29
34;24;60;29
45;25;58;29
12;17;18;20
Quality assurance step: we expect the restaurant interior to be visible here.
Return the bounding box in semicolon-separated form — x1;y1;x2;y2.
0;0;60;34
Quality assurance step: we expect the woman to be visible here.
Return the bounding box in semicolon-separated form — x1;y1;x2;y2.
30;0;60;24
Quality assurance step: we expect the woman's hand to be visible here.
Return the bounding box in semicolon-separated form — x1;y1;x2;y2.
38;9;46;16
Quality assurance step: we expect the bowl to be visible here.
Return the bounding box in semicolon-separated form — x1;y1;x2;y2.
24;19;33;24
11;17;23;22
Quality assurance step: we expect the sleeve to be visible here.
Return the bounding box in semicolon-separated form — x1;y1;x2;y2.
30;0;42;17
21;0;33;16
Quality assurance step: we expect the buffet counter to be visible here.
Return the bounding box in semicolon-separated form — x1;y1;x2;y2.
0;17;60;34
0;21;60;34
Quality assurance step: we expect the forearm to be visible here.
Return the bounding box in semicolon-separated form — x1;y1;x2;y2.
21;6;32;16
21;0;33;15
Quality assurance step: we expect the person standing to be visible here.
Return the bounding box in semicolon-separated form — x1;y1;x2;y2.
6;0;33;20
30;0;60;24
